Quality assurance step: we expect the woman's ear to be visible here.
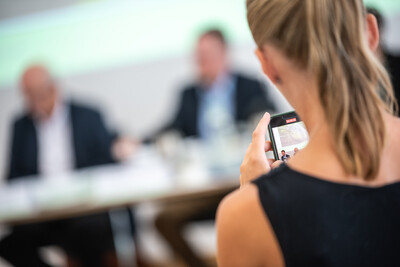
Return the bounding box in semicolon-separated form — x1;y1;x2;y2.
255;48;281;85
366;13;380;52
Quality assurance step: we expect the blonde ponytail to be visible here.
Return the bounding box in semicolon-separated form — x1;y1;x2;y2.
247;0;397;179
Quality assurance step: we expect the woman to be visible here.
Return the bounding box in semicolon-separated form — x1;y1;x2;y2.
216;0;400;266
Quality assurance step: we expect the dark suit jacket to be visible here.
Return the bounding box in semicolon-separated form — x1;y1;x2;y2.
158;73;276;138
7;102;117;181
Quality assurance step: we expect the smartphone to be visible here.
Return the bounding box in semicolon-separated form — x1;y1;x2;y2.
268;111;309;161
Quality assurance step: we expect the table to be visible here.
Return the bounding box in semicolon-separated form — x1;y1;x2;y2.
0;145;240;266
0;145;239;226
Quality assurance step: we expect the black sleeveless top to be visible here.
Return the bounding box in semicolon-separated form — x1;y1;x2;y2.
252;164;400;267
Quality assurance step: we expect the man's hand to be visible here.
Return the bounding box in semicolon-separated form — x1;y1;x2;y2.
112;137;138;162
240;113;281;186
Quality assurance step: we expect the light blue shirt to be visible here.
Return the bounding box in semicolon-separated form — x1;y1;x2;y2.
197;73;237;140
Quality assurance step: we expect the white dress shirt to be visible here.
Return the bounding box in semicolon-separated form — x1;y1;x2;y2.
197;73;237;140
35;102;74;177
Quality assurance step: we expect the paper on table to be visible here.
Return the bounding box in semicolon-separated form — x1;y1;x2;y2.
90;156;173;205
30;172;93;211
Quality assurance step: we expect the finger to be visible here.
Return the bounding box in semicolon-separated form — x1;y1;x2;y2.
267;158;275;166
264;141;272;152
271;160;283;169
252;112;271;147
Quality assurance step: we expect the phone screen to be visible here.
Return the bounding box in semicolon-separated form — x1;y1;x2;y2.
268;111;309;161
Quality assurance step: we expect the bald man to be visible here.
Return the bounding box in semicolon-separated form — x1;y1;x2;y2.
0;66;121;266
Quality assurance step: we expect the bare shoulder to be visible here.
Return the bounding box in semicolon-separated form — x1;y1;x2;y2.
216;183;285;267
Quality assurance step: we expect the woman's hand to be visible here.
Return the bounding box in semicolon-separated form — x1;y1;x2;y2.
240;113;282;186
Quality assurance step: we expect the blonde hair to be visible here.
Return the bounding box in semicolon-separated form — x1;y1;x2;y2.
247;0;397;180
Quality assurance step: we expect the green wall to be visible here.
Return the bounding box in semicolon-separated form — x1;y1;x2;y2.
0;0;398;88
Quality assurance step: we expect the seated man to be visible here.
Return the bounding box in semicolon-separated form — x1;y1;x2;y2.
154;29;276;140
153;29;276;267
280;150;291;162
0;65;123;267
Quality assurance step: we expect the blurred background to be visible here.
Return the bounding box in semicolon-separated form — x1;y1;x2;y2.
0;0;399;266
0;0;400;177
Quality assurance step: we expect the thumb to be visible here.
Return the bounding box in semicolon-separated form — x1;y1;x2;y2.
252;112;271;148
